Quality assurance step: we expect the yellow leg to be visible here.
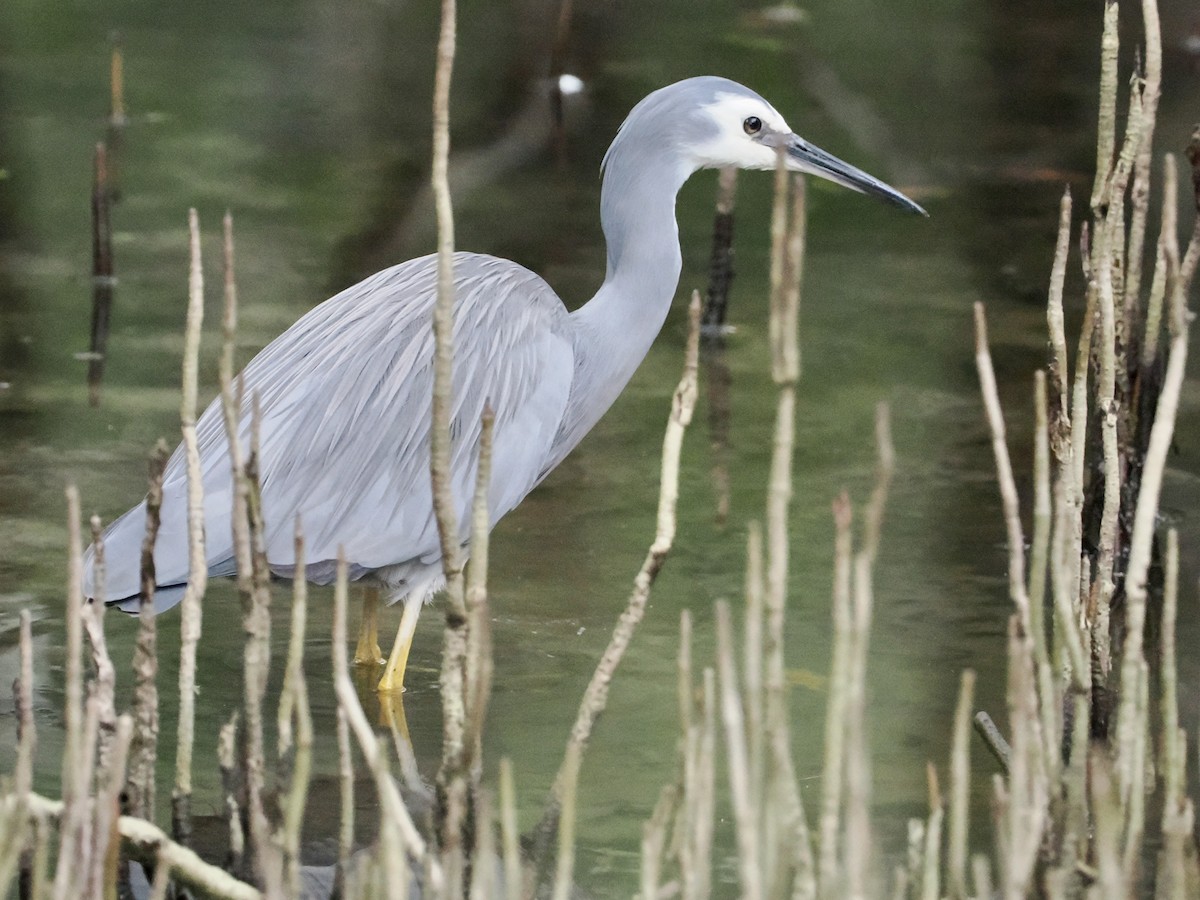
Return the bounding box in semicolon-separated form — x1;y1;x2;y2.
353;586;385;666
377;598;423;693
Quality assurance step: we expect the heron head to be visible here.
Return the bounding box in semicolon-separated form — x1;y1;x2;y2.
681;77;926;215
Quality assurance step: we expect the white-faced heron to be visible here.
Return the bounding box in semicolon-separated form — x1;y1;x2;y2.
83;76;924;692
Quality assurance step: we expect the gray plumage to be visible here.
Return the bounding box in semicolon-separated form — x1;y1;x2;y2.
84;76;923;612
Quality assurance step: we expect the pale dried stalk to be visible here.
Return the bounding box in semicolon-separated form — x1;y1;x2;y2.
716;600;760;900
1118;151;1189;804
972;304;1032;631
737;526;763;828
535;293;701;849
921;765;943;900
83;517;117;778
174;206;207;849
640;785;675;900
1046;189;1073;465
469;790;497;900
219;713;245;874
1090;0;1120;215
335;706;354;900
947;670;974;900
465;407;496;772
1160;528;1181;825
551;743;581;900
1029;372;1060;785
1124;0;1162;324
499;758;522;900
1001;615;1048;900
767;149;789;381
1093;181;1121;683
843;552;874;900
240;404;277;892
19;792;263;900
779;176;805;383
129;444;166;823
819;492;853;895
279;523;312;898
428;0;470;879
89;714;133;900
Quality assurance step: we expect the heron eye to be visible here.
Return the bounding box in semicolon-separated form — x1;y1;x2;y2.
743;116;763;135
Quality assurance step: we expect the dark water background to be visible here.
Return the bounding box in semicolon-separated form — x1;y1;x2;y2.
2;0;1200;892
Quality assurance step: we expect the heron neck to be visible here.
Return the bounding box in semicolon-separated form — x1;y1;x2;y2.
564;153;692;443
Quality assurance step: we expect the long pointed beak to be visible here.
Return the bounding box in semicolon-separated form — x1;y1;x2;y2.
781;134;927;216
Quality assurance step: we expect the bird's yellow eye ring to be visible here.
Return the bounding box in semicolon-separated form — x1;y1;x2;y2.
743;116;763;135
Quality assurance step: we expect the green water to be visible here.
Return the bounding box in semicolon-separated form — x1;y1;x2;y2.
3;0;1200;892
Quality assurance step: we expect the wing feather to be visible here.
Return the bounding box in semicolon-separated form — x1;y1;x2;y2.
91;252;574;603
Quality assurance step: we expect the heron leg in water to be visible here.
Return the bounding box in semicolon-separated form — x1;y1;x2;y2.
377;597;423;693
353;586;386;666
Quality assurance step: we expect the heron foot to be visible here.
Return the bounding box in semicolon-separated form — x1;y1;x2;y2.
354;586;386;666
376;597;422;693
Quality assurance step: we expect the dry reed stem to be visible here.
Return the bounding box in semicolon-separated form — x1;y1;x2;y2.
469;789;497;900
335;706;354;900
1160;528;1180;822
715;600;761;900
947;670;974;900
83;517;118;779
499;758;522;900
1028;372;1060;785
91;714;133;899
1124;0;1162;327
428;0;471;877
1001;615;1047;900
218;713;245;874
239;402;278;892
820;492;853;895
1090;0;1120;215
174;207;207;853
1142;187;1172;369
534;293;701;856
1118;153;1189;806
743;522;765;817
1093;195;1121;684
1046;189;1073;465
129;444;167;823
768;149;789;382
779;177;806;383
972;304;1032;633
18;792;263;900
640;784;674;900
429;0;463;592
843;552;874;900
921;764;943;900
279;523;312;898
465;407;496;775
551;743;581;900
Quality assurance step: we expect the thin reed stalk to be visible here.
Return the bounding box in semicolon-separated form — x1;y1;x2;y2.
173;207;207;851
129;443;167;822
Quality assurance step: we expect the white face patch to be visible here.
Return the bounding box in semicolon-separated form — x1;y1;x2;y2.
690;91;792;171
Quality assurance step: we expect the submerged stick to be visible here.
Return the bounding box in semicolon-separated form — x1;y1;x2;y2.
18;793;262;900
87;142;115;407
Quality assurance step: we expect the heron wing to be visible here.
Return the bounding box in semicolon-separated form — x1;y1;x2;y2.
91;252;574;603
